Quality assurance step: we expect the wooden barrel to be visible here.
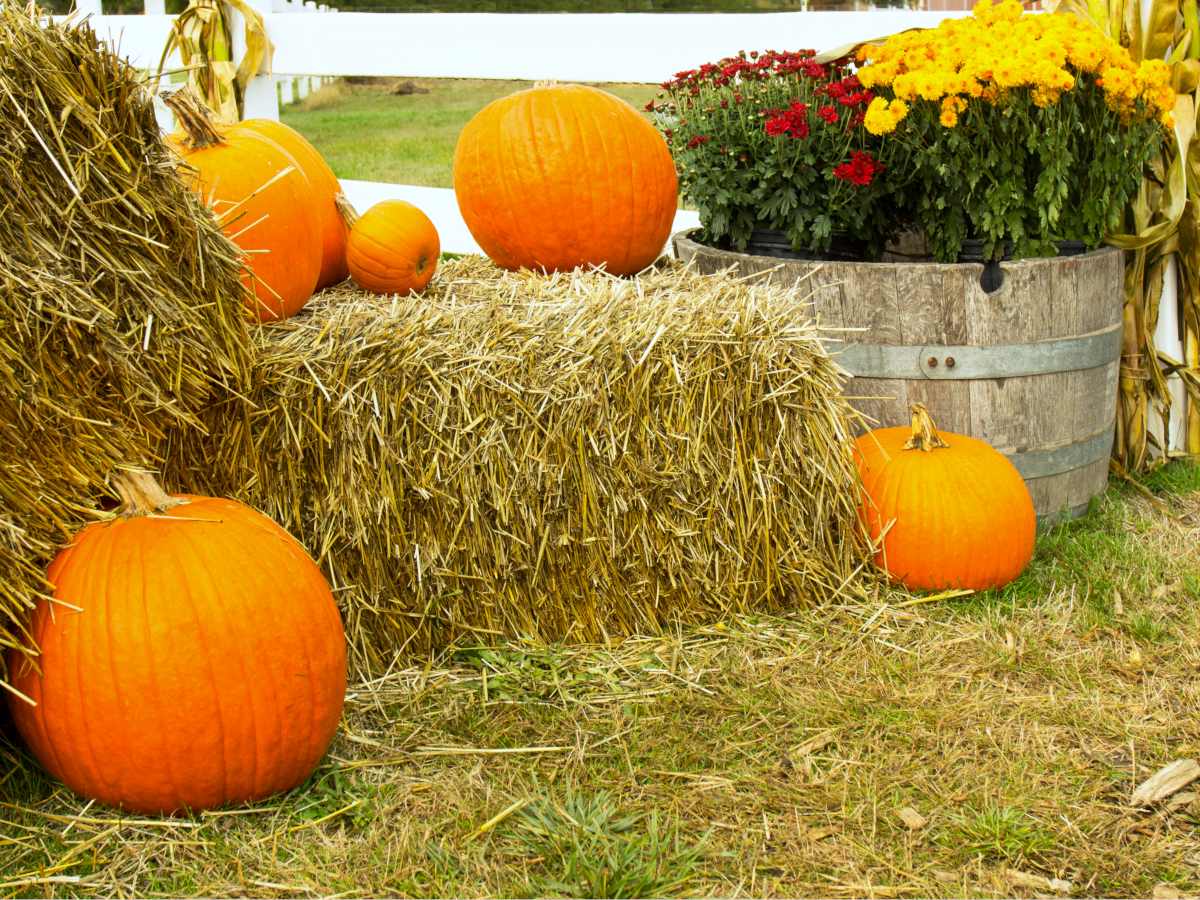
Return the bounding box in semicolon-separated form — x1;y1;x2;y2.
674;230;1123;523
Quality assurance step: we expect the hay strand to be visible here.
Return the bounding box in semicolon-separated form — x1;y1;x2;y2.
169;258;871;673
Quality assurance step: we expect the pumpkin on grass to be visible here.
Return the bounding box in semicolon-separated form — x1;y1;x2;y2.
340;197;439;295
164;89;321;321
853;404;1036;591
453;82;678;275
6;471;346;815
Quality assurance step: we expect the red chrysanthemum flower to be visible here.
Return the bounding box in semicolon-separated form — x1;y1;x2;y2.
833;150;883;186
764;115;791;137
763;101;812;139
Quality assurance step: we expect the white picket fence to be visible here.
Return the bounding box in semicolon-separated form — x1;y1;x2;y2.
55;1;1191;452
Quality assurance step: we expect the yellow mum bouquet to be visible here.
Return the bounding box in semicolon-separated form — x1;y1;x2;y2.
856;0;1172;261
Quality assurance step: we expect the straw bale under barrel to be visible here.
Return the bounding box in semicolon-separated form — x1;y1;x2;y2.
0;5;251;674
168;258;871;672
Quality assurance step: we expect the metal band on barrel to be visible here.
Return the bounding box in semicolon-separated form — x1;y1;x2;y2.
1005;426;1115;479
826;325;1121;380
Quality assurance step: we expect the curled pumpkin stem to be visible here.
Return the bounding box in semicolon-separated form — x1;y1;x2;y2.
112;470;188;516
903;403;950;452
162;87;224;150
335;192;359;229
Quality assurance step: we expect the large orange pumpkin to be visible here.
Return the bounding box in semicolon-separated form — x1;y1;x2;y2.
342;198;440;295
7;471;346;815
165;90;321;321
240;119;349;288
452;83;678;275
853;404;1036;591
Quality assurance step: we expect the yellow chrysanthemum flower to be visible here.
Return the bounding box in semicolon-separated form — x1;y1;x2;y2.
1031;86;1061;108
938;95;967;127
863;97;909;135
885;73;907;100
853;0;1170;127
916;71;948;101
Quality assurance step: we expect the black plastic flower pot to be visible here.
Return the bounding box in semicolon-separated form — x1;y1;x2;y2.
733;229;871;262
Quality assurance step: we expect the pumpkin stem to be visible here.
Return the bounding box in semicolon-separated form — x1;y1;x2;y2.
335;192;359;229
112;470;188;517
902;403;950;452
162;88;225;150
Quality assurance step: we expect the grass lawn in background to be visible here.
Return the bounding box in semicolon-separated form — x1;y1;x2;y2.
279;78;660;187
4;466;1200;896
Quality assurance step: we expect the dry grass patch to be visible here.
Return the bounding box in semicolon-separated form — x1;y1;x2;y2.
3;473;1200;897
292;79;353;112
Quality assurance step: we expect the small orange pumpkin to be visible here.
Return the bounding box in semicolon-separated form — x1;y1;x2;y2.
853;404;1036;591
452;83;678;275
7;471;346;815
342;198;440;295
165;90;320;321
239;119;349;288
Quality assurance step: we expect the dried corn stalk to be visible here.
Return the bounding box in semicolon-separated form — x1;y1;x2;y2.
1056;0;1200;471
157;0;271;123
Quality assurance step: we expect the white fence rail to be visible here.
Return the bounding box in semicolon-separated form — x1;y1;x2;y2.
264;10;964;80
72;5;969;82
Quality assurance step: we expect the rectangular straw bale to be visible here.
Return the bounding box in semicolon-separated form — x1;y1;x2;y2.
0;5;252;671
168;257;870;672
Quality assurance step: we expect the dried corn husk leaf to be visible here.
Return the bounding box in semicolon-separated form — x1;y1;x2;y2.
157;0;272;123
1131;758;1200;806
1057;0;1200;470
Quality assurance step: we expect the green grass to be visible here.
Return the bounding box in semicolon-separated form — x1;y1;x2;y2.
3;463;1200;897
511;790;707;898
280;78;659;187
939;804;1057;865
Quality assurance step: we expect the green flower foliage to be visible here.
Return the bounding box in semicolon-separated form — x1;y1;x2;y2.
650;50;902;257
894;81;1163;261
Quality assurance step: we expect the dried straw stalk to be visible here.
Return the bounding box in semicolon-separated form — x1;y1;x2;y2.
169;258;872;673
0;3;251;673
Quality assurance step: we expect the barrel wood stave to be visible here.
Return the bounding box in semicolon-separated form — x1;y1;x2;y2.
674;231;1122;523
